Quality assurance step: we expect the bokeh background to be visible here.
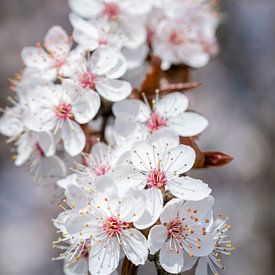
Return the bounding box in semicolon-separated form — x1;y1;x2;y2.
0;0;274;274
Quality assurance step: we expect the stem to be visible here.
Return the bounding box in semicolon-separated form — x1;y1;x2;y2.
121;257;139;275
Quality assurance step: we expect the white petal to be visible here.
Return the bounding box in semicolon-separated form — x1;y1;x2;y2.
73;29;99;51
60;46;86;77
57;173;77;189
131;141;155;172
89;239;120;275
134;188;163;229
15;132;35;166
73;90;100;124
106;52;127;79
163;144;196;175
182;47;210;69
0;109;24;137
34;155;67;178
122;22;147;49
118;189;146;222
183;196;215;220
160;198;184;224
93;176;119;216
66;214;96;239
168;177;212;201
24;85;59;132
159;244;184;274
122;228;148;265
112;99;151;124
121;0;154;15
91;48;119;76
150;129;179;155
69;0;103;18
112;166;146;195
96;79;131;102
168;112;209;137
62;120;85;156
147;224;167;254
66;183;88;209
37;131;55;157
44;26;70;60
69;13;99;39
156;92;189;116
21;47;53;69
122;43;149;70
187;233;216;257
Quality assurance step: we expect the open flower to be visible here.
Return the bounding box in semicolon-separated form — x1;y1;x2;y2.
21;26;84;81
148;0;220;69
76;141;129;180
148;197;216;274
115;131;211;229
193;214;234;275
24;80;100;156
69;0;152;49
62;176;148;275
16;131;66;181
0;101;66;181
113;92;208;137
65;48;132;102
69;13;149;70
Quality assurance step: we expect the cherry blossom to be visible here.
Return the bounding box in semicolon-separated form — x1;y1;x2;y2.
0;101;66;181
24;80;100;156
0;1;235;274
60;176;148;275
115;131;211;229
148;0;220;69
69;13;149;70
21;26;84;81
113;92;209;138
68;0;152;49
193;215;234;275
64;48;132;102
147;197;216;274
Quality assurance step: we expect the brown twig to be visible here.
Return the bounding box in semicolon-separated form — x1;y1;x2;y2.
121;258;139;275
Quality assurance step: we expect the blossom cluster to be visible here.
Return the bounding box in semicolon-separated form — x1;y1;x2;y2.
0;0;234;275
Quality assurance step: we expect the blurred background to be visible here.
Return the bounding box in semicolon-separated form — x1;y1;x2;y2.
0;0;274;274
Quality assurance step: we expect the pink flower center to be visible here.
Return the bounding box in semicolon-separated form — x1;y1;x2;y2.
169;31;185;45
56;103;73;121
147;169;167;192
146;112;167;132
103;3;120;19
94;165;110;176
54;59;66;68
167;217;184;239
35;143;45;157
98;38;108;46
102;217;129;237
79;72;97;89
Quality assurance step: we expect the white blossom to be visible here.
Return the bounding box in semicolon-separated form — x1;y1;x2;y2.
148;197;216;274
113;92;208;138
24;80;100;156
21;26;84;81
115;131;211;229
63;48;132;102
59;176;148;275
148;0;220;69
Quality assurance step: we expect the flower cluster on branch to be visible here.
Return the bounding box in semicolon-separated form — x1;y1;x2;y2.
0;0;234;275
